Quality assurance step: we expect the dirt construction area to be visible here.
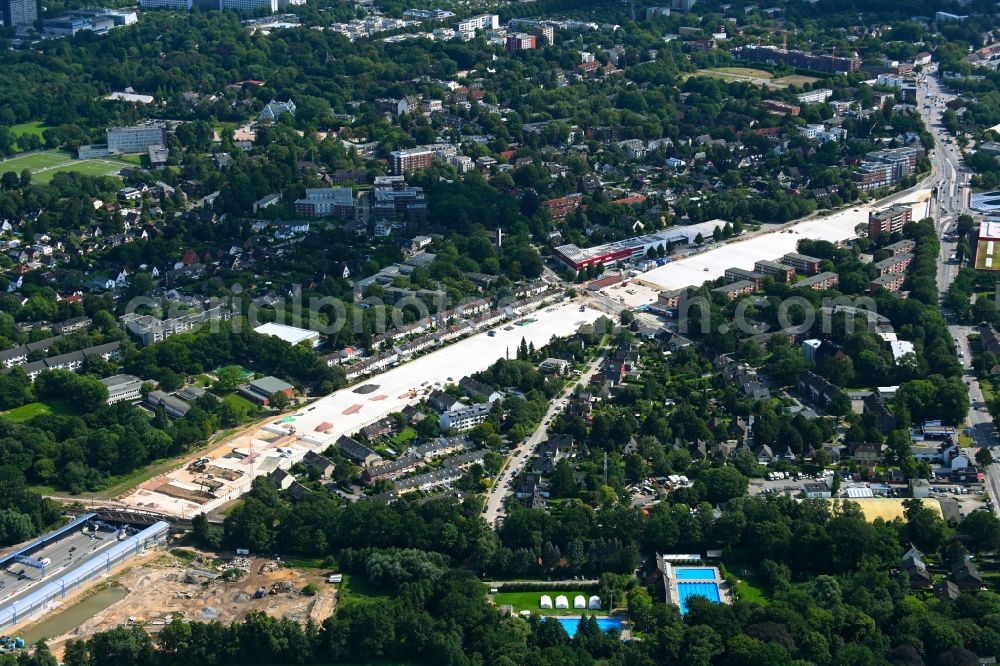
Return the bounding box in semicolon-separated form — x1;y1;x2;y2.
43;549;337;654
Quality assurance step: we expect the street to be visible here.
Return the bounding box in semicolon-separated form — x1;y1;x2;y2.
916;73;1000;509
482;350;607;526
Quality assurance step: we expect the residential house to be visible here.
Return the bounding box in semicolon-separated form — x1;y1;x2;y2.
335;435;382;467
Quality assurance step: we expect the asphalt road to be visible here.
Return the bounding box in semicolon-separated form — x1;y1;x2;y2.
482;352;607;526
917;74;1000;510
0;527;118;606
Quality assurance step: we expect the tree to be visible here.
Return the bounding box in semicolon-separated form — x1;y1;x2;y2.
699;466;748;505
19;169;30;188
269;391;291;411
958;510;1000;552
976;447;994;467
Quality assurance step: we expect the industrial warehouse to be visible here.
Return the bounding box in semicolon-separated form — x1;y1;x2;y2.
0;513;169;632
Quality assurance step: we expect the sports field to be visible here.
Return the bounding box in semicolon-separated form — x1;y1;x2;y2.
0;150;130;183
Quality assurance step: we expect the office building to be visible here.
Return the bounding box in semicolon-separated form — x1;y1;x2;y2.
390;147;433;175
293;187;355;218
100;374;144;404
106;122;167;155
2;0;37;27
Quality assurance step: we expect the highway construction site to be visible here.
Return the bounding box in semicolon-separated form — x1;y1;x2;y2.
20;548;336;657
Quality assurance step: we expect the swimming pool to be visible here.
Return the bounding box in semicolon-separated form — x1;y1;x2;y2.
674;567;717;580
555;617;623;638
677;582;721;614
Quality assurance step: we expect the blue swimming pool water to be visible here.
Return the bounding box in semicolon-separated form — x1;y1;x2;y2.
555;617;623;638
674;567;717;580
677;582;721;614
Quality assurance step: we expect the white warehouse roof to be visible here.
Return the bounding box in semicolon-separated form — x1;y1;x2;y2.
253;322;322;347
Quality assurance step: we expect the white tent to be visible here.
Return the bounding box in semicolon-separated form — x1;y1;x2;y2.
573;595;586;609
588;595;601;610
540;595;553;609
555;595;569;609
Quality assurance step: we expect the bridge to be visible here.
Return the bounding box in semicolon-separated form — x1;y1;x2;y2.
47;497;222;529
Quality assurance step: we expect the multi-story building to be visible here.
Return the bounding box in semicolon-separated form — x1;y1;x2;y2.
454;13;498;33
42;8;135;36
372;176;427;223
753;259;796;283
505;33;537;53
884;239;916;256
120;307;231;346
873;253;914;277
711;280;756;300
868;204;913;239
782;252;823;275
870;272;907;294
856;148;918;191
390;147;433;175
259;99;295;122
439;403;492;431
2;0;37;26
793;271;840;291
724;267;764;287
796;88;833;104
293;188;355;218
218;0;277;10
100;374;144;404
138;0;193;9
106;122;167;155
762;100;800;117
534;24;554;45
733;44;862;73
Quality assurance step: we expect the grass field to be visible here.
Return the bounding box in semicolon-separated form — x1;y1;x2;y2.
772;74;821;87
11;121;48;139
492;590;593;615
224;393;259;412
1;400;78;422
0;149;130;184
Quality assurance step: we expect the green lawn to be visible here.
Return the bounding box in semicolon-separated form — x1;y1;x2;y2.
0;149;132;184
492;590;594;615
1;400;77;422
388;427;416;447
224;393;260;412
11;121;48;140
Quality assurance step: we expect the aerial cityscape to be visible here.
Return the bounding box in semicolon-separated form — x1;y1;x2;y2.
1;0;1000;663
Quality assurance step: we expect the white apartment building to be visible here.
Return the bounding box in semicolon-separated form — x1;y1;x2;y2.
454;13;498;33
106;122;167;155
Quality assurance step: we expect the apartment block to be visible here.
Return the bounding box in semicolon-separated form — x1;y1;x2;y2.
711;280;756;300
753;259;796;283
120;307;231;346
870;272;907;294
106;122;167;155
390;147;433;175
293;188;355;218
868;204;913;239
793;271;840;291
2;0;37;25
506;33;537;53
873;253;914;277
724;267;764;287
781;252;823;275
